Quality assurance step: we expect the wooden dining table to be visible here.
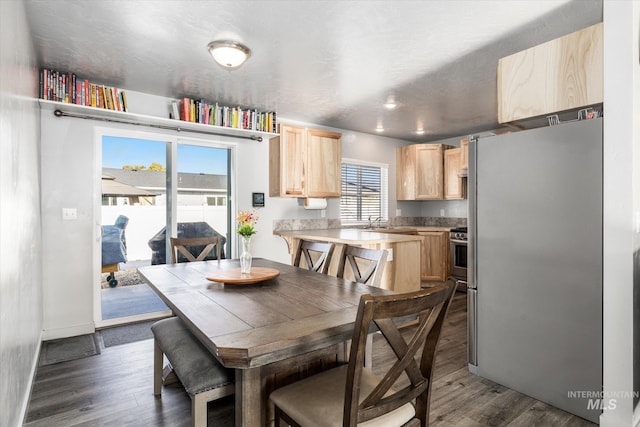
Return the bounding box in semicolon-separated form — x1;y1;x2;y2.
138;258;393;426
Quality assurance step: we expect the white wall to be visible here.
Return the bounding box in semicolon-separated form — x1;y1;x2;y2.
0;0;43;425
602;2;640;426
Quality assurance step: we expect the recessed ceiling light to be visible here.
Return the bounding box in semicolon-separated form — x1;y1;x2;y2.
383;102;397;110
375;126;385;132
416;129;425;135
207;40;251;70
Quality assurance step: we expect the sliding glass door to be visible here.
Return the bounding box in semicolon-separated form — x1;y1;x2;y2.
100;136;170;325
175;143;231;258
98;133;232;326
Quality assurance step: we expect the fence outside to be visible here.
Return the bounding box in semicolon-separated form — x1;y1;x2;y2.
102;205;228;262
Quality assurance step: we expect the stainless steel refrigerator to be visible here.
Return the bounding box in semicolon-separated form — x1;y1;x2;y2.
468;118;602;423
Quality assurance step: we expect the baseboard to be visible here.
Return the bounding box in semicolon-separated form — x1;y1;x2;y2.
18;330;43;426
95;309;172;329
42;322;95;340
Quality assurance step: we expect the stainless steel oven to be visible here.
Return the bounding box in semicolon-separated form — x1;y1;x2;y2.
450;227;468;280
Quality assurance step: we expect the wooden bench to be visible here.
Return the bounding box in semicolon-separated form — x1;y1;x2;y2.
151;317;234;427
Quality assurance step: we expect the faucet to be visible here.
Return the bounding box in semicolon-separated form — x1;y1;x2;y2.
367;216;383;229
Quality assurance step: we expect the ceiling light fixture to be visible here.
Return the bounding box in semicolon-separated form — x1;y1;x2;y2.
383;96;397;110
375;126;385;133
207;40;251;70
416;129;425;135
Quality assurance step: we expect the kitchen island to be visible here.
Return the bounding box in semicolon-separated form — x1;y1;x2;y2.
274;228;423;293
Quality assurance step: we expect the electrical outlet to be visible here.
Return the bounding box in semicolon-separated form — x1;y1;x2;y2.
386;248;393;261
396;209;401;217
440;208;445;217
62;208;77;220
320;209;326;218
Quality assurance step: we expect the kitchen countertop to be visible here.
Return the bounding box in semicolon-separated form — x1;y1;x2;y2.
273;228;424;244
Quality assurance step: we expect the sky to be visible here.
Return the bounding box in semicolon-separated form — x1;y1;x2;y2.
102;136;228;175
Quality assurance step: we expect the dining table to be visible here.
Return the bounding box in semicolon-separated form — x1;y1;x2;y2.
138;257;394;426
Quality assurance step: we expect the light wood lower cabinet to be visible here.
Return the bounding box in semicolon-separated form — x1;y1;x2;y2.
418;231;450;281
278;235;421;293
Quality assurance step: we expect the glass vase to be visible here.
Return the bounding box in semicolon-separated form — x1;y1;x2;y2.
240;235;252;274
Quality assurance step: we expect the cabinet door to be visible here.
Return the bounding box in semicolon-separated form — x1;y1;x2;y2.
415;145;444;199
280;125;306;197
460;138;468;171
396;146;416;200
419;231;449;281
444;148;464;200
306;129;342;198
497;23;603;123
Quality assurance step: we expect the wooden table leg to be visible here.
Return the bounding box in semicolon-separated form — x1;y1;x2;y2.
235;367;263;427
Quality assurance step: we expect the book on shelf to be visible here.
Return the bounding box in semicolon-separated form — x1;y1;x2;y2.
174;96;277;133
171;101;179;120
38;68;129;112
121;91;128;112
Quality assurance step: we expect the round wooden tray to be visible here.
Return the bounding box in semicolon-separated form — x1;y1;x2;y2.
206;267;280;285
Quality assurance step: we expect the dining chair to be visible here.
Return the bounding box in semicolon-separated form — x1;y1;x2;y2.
270;282;456;427
336;245;389;367
293;239;335;274
170;236;222;264
336;245;388;287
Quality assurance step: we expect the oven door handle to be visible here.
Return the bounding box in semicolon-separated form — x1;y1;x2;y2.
450;239;468;244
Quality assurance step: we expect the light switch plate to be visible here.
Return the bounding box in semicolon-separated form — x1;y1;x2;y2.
62;208;77;220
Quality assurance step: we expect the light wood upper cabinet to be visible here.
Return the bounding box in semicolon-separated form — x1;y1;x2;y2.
416;145;444;199
269;124;342;198
397;144;449;200
498;23;603;123
460;138;468;172
396;145;416;200
444;148;464;200
418;231;450;282
305;129;342;198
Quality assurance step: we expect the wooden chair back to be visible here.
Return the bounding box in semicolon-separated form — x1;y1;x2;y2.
336;245;388;287
170;236;222;264
344;283;456;426
293;240;335;274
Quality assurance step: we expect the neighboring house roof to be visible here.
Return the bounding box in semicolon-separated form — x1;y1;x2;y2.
101;176;159;196
102;168;227;191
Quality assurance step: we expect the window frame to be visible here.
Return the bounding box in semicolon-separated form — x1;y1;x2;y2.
340;158;389;225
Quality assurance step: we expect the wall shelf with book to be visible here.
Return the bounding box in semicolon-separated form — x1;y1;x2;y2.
38;68;278;142
173;98;277;135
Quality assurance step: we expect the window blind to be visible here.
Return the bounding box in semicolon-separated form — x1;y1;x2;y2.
340;161;388;222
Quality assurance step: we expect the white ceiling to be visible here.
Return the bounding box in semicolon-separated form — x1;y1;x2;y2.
24;0;602;142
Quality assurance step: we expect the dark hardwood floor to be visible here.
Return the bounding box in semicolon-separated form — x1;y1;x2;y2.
25;292;595;426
